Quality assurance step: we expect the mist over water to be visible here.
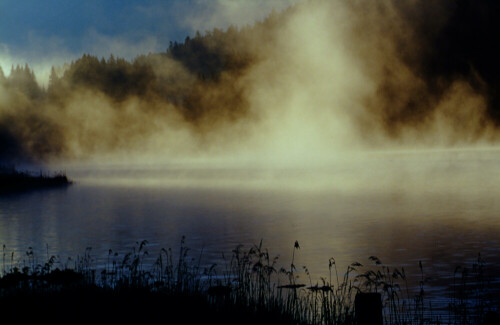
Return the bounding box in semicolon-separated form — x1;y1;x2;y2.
2;148;500;302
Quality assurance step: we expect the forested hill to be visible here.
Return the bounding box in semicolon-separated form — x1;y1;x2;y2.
0;8;286;162
48;23;274;116
2;0;500;163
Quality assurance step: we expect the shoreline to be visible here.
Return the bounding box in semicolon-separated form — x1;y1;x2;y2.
0;241;497;324
0;166;72;194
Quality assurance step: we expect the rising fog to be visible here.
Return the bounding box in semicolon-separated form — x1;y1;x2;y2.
1;0;500;166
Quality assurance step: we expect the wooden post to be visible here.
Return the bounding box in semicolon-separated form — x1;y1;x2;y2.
355;292;383;325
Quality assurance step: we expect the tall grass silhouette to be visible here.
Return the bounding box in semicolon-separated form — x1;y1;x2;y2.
0;239;497;324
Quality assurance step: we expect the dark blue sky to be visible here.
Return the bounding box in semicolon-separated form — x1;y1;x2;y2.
0;1;192;56
0;0;295;75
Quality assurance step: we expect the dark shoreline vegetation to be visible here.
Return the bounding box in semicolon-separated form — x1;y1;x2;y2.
0;239;498;324
0;165;72;194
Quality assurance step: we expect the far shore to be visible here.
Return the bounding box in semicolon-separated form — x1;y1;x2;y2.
0;165;72;194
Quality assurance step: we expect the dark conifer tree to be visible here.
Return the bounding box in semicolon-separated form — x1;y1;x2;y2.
0;66;5;85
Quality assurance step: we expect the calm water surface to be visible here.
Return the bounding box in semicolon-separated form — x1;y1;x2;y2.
1;149;500;302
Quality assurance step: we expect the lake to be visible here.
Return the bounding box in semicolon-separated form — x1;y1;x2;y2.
1;148;500;308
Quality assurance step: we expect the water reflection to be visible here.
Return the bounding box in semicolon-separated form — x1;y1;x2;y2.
0;149;499;305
